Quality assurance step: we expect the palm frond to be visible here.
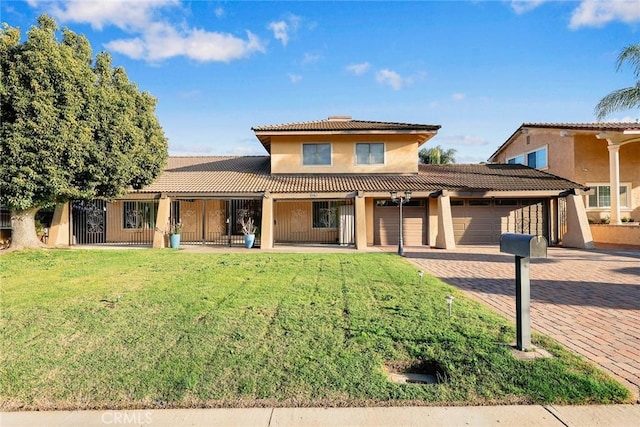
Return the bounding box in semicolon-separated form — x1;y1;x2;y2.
594;84;640;121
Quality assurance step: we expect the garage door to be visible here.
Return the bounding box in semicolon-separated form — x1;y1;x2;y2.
451;199;545;245
375;200;426;246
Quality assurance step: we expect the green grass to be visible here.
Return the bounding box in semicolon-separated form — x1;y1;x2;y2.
0;249;630;410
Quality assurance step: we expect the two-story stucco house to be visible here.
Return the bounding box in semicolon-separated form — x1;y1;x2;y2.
47;116;594;250
487;123;640;245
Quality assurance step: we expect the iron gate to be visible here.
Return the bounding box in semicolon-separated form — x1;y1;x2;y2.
171;199;261;247
71;200;106;244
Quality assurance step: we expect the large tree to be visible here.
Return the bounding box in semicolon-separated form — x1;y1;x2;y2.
1;15;168;250
595;43;640;121
418;145;457;164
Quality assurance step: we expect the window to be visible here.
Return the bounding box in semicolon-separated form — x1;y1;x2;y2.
587;184;629;208
356;143;384;165
507;147;547;169
507;155;524;165
303;143;331;166
123;201;158;229
312;201;339;228
527;147;547;169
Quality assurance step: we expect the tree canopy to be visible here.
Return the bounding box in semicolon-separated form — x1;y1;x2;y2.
418;145;457;164
0;15;168;249
594;43;640;121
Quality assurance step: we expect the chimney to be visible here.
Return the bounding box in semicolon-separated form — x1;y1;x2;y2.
328;115;352;121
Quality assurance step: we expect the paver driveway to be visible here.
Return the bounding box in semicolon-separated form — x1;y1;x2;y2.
404;245;640;400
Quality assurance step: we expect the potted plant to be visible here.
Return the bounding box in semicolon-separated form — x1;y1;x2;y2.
240;217;258;248
168;221;183;248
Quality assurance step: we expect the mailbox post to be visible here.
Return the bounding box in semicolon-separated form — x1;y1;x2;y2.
499;233;548;351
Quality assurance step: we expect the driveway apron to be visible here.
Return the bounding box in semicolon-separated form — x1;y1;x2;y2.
405;245;640;400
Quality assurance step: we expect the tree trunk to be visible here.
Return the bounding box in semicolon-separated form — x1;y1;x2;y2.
9;208;45;250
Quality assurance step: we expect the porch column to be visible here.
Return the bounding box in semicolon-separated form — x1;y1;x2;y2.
435;195;456;250
153;196;171;248
261;195;274;249
354;193;367;250
563;193;594;249
47;202;70;246
607;143;621;225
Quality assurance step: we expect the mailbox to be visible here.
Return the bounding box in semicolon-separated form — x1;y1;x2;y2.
499;233;548;351
500;234;547;259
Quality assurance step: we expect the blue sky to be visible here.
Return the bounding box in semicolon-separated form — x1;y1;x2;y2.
3;0;639;162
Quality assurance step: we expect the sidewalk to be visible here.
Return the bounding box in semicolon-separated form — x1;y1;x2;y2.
3;405;640;427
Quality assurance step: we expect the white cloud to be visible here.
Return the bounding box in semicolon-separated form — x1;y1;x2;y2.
452;93;466;101
268;21;289;45
510;0;547;15
439;135;488;147
569;0;640;29
32;0;265;63
106;23;265;62
602;115;639;123
49;0;178;31
288;73;302;83
375;69;411;90
302;52;321;65
268;14;301;46
346;62;371;75
214;7;224;18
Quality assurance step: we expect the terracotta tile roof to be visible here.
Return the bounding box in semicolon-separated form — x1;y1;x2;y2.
136;156;584;195
252;117;441;132
252;117;441;153
522;122;640;132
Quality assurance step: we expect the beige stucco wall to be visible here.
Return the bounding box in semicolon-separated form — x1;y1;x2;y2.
589;224;640;246
493;130;573;176
365;197;375;246
269;134;420;174
495;131;640;221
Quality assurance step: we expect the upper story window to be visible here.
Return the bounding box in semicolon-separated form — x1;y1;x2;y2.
356;143;384;165
527;147;547;169
303;143;331;166
587;183;629;209
507;146;547;169
507;155;525;165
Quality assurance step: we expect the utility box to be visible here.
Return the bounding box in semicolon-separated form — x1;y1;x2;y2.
499;233;548;351
500;234;548;259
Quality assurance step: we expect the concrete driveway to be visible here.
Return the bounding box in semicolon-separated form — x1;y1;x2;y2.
404;245;640;400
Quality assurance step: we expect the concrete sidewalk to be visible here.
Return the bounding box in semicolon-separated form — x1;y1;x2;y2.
2;405;640;427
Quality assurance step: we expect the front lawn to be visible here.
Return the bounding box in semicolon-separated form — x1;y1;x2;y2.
0;249;630;410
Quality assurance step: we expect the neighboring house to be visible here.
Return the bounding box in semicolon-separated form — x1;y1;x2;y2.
488;122;640;225
47;116;594;250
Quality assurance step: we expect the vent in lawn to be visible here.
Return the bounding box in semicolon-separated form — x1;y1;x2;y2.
384;360;447;385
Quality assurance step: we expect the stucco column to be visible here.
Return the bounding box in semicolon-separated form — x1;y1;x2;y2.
47;202;70;246
563;194;594;249
153;196;171;248
435;195;456;250
607;143;621;225
354;194;367;250
260;195;274;249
